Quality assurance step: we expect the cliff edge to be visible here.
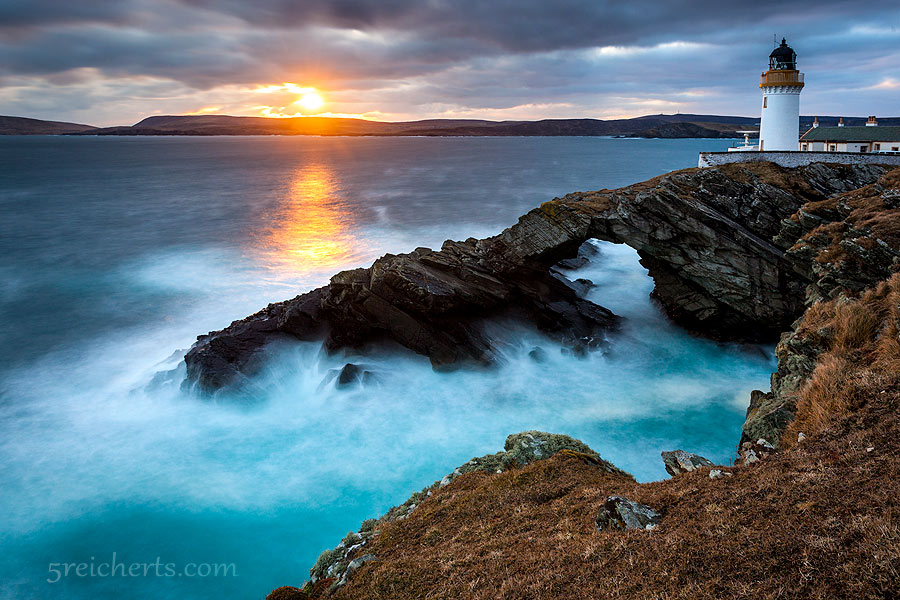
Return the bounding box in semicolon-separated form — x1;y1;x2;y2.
252;162;900;600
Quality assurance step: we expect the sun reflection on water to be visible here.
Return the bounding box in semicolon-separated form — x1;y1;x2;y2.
262;163;364;280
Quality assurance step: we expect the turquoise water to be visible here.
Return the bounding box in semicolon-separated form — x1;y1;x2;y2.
0;136;773;599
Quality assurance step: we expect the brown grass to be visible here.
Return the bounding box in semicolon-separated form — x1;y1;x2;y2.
795;167;900;267
785;275;900;446
312;398;900;600
291;274;900;600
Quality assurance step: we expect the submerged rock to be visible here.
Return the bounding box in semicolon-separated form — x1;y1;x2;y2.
336;363;362;387
661;450;714;476
595;496;662;531
527;346;549;363
317;363;378;391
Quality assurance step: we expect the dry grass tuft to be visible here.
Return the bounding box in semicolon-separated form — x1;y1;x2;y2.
786;274;900;445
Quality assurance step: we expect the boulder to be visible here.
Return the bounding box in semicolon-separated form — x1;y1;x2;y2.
527;346;549;363
595;496;662;531
317;363;378;391
661;450;714;476
336;363;362;386
738;439;776;465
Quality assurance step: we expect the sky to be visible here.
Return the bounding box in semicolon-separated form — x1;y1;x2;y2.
0;0;898;126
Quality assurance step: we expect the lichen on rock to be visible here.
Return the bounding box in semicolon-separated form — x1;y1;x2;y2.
660;449;714;476
595;495;662;531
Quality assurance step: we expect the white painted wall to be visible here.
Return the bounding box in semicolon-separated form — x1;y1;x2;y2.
758;87;801;151
874;142;900;152
799;141;900;153
697;151;900;168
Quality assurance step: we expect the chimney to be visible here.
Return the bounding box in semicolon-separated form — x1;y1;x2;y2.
838;117;844;127
867;115;878;127
812;116;819;128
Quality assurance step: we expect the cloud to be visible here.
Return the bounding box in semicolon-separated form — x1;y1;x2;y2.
0;0;898;125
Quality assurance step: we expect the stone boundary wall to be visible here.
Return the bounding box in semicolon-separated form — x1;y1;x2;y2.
698;151;900;169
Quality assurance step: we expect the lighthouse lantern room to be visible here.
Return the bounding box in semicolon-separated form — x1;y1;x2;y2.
757;38;804;151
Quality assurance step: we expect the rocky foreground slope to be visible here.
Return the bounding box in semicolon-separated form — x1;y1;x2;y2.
247;162;900;600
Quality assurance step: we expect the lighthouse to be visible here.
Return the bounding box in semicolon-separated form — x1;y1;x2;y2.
758;38;804;151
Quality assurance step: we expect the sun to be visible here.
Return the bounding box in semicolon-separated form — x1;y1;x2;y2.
296;91;324;112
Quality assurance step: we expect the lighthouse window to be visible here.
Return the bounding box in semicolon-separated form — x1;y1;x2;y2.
763;97;767;108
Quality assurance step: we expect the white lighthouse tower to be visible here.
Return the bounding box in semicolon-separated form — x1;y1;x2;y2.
758;38;804;150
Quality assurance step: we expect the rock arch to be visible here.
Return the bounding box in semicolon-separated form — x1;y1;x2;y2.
184;162;886;392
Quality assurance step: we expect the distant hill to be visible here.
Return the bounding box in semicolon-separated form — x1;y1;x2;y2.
10;112;899;138
67;113;765;138
0;116;96;135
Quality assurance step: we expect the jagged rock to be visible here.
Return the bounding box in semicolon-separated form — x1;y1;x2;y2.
452;431;631;480
309;527;378;585
741;173;900;448
183;162;887;393
709;469;733;479
661;450;714;476
554;240;601;270
336;363;362;387
266;586;307;600
595;496;662;531
331;554;376;591
317;363;379;391
738;439;776;465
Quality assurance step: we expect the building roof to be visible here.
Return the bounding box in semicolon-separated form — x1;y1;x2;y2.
769;38;797;70
800;126;900;142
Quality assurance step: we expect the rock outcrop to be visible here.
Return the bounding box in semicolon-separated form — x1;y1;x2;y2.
305;431;628;594
741;166;900;448
595;495;663;531
660;450;714;475
183;162;887;393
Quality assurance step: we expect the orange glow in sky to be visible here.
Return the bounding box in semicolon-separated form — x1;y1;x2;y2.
253;83;330;118
296;91;324;112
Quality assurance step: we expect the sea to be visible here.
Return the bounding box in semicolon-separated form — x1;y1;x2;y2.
0;135;774;599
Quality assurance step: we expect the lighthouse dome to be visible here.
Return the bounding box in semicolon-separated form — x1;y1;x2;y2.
769;38;797;70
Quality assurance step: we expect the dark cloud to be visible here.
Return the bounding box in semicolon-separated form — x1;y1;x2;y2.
0;0;142;29
0;0;897;125
176;0;900;51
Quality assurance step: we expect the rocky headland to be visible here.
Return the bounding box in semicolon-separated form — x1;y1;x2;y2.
179;160;900;599
183;161;886;392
